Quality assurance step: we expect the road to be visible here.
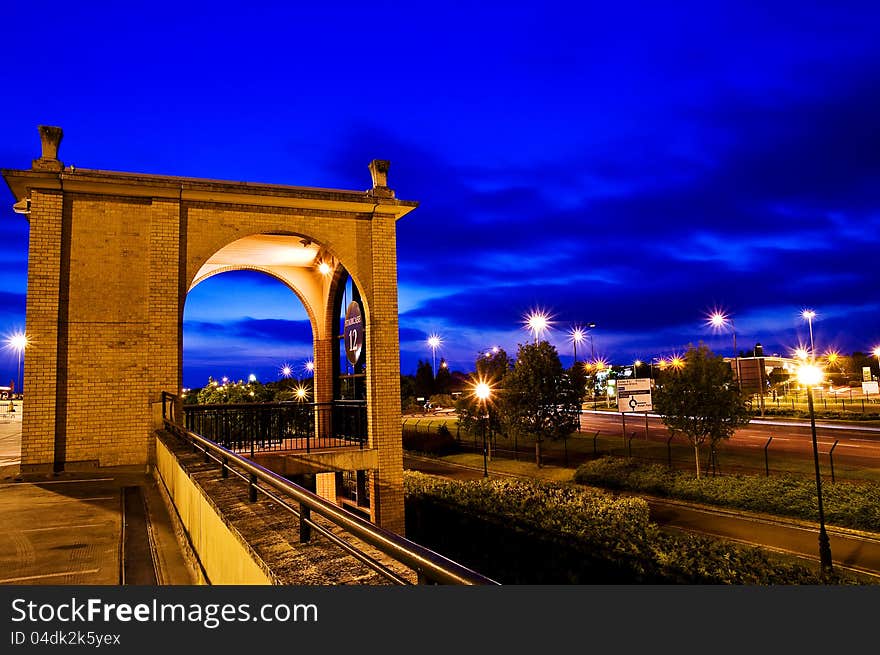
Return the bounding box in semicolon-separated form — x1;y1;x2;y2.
0;413;22;468
580;410;880;467
403;453;880;580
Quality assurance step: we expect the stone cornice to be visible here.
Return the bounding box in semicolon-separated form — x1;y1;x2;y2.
1;167;418;219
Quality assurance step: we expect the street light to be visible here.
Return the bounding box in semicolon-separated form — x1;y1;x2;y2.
872;346;880;380
427;333;442;377
280;363;293;379
7;333;28;396
707;311;740;390
569;326;585;366
796;361;834;576
802;309;816;355
569;322;596;365
473;380;492;477
524;309;552;344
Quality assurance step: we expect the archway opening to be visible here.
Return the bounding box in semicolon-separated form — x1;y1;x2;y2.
182;268;314;398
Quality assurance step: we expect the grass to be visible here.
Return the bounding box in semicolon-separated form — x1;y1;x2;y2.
403;414;880;484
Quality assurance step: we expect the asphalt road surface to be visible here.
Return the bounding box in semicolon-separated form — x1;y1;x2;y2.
580;410;880;467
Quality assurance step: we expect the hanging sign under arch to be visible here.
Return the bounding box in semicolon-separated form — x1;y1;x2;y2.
344;301;364;366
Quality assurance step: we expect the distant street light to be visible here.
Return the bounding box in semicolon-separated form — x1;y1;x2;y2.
474;380;493;477
280;364;293;378
796;362;834;576
304;360;314;375
707;310;740;391
427;333;442;377
6;333;28;396
524;309;552;344
569;327;585;366
568;322;596;366
802;309;816;355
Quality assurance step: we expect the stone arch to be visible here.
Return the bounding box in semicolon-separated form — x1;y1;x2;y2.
188;263;321;340
3;126;417;534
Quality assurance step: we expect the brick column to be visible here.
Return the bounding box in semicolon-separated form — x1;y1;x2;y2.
365;214;405;535
21;189;66;471
148;197;182;447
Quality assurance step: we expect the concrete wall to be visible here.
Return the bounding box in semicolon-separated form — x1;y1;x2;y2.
155;434;275;585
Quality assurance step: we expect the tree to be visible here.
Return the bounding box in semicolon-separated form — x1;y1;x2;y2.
434;359;453;395
400;374;416;410
413;359;435;400
653;343;751;478
500;341;580;467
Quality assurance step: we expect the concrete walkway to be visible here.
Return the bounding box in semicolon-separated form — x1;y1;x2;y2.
0;419;199;585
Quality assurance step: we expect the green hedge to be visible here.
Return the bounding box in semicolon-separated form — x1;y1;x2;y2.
403;471;849;584
573;457;880;533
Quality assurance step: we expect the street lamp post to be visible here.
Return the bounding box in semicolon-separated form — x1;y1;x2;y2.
797;362;834;576
872;346;880;381
802;309;816;355
474;381;492;477
569;326;585;367
427;333;442;377
708;311;740;392
7;333;28;397
525;310;551;344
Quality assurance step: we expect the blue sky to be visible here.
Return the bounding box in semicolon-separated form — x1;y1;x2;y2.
2;1;879;388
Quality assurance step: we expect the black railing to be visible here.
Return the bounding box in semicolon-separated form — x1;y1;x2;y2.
161;392;497;586
183;401;367;454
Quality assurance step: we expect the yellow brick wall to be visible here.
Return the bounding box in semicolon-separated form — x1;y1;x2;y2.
21;191;405;533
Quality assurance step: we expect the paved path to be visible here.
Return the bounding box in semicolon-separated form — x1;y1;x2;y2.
0;413;22;468
0;419;198;585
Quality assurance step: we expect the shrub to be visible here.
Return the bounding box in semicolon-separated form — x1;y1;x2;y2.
403;471;844;584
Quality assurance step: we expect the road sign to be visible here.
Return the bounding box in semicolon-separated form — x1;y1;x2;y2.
864;367;873;382
617;378;653;413
863;381;879;396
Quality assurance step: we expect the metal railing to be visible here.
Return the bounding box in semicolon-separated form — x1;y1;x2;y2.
161;392;497;586
183;400;367;455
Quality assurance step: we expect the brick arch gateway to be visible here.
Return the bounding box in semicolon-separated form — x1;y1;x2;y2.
2;126;417;533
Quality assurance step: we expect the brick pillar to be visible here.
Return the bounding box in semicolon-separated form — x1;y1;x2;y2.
365;214;405;535
313;337;334;439
148;198;182;452
21;189;66;471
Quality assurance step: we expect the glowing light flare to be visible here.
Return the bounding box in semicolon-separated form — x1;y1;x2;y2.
317;261;332;276
706;310;730;330
802;309;816;321
280;364;293;378
473;380;492;402
670;355;685;369
523;309;553;341
6;333;29;352
427;334;442;350
304;360;314;373
872;346;880;359
797;363;824;387
793;347;810;361
824;350;840;365
569;326;586;345
294;385;309;401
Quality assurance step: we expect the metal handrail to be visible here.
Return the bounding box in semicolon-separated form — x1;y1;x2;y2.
161;392;498;586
